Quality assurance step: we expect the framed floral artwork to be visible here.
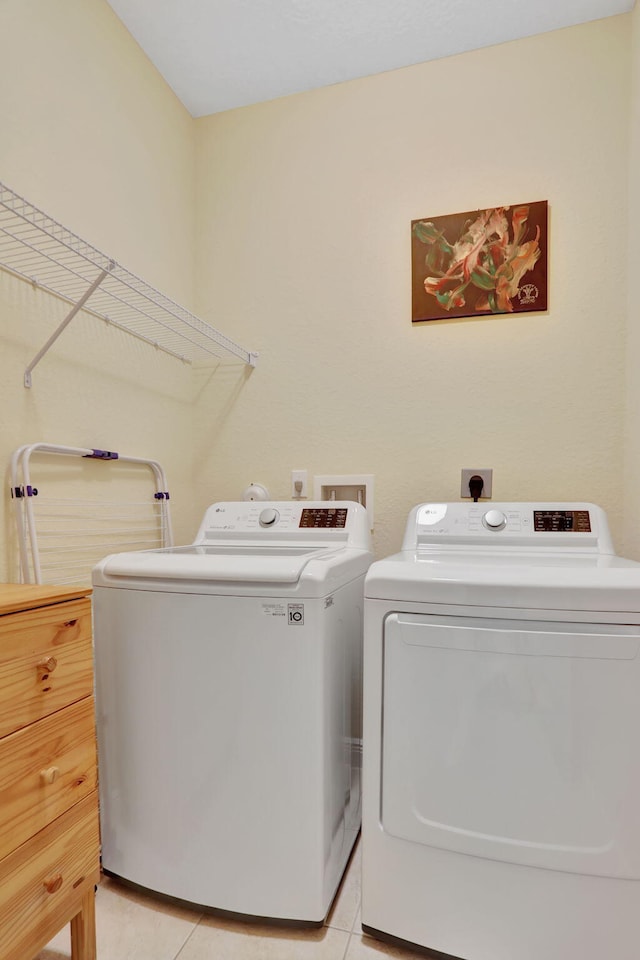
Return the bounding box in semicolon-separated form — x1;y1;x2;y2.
411;200;548;322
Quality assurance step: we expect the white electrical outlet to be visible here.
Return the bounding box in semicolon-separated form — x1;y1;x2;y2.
460;468;493;499
291;469;308;499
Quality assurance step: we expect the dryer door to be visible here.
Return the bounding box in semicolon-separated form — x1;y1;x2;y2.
382;612;640;878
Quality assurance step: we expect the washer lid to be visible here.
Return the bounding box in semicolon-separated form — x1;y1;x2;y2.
92;499;373;590
95;543;336;584
365;550;640;613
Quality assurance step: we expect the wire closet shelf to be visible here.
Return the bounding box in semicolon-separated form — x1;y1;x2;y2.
0;181;257;386
10;443;174;586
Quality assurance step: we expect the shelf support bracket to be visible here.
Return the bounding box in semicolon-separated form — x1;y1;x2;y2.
24;264;114;388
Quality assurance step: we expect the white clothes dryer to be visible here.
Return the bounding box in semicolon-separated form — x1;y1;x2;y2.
362;502;640;960
92;501;372;924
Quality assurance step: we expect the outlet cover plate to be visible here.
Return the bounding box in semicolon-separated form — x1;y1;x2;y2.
460;468;493;499
291;469;308;498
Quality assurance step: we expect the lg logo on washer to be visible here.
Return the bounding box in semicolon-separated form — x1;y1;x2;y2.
288;604;304;625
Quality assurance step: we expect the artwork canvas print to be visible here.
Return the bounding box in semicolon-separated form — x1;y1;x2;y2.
411;200;548;323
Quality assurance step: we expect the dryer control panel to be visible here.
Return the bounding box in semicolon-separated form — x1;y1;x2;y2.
403;502;614;554
533;509;592;532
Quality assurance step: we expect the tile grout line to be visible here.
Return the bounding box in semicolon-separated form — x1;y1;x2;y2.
171;913;204;960
342;930;355;960
162;862;363;960
343;889;362;958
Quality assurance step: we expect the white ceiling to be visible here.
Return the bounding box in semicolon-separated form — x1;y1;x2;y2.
106;0;634;117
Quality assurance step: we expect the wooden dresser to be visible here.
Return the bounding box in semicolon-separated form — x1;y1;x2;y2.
0;584;100;960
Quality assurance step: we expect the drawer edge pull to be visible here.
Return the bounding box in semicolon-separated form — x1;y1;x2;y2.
37;655;58;680
40;766;60;784
44;873;63;894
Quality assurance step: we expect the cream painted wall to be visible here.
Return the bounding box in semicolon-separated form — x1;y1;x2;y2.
0;0;199;581
194;17;630;559
624;1;640;557
0;4;634;579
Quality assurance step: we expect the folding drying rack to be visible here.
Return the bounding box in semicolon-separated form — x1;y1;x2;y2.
10;443;173;585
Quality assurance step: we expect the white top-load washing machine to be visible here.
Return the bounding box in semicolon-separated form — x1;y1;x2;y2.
363;502;640;960
92;501;372;924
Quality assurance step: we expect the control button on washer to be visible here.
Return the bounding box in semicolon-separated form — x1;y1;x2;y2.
259;508;280;527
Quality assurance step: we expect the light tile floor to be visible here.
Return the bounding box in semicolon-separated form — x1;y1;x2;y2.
35;839;427;960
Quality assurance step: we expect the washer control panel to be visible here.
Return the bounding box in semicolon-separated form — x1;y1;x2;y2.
300;508;348;529
403;502;612;553
257;507;349;529
195;501;372;550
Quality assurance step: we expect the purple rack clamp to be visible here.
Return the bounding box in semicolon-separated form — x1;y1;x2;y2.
84;449;119;460
154;492;171;500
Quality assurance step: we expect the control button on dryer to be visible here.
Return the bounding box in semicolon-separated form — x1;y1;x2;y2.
259;508;280;527
482;509;507;531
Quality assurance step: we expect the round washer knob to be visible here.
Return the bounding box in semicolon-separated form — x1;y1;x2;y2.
482;509;507;531
259;507;280;527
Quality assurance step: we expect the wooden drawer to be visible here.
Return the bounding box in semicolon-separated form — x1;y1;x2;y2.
0;597;93;738
0;697;98;862
0;790;100;960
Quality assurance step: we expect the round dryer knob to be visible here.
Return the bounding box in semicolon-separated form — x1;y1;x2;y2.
259;507;280;527
482;509;507;531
